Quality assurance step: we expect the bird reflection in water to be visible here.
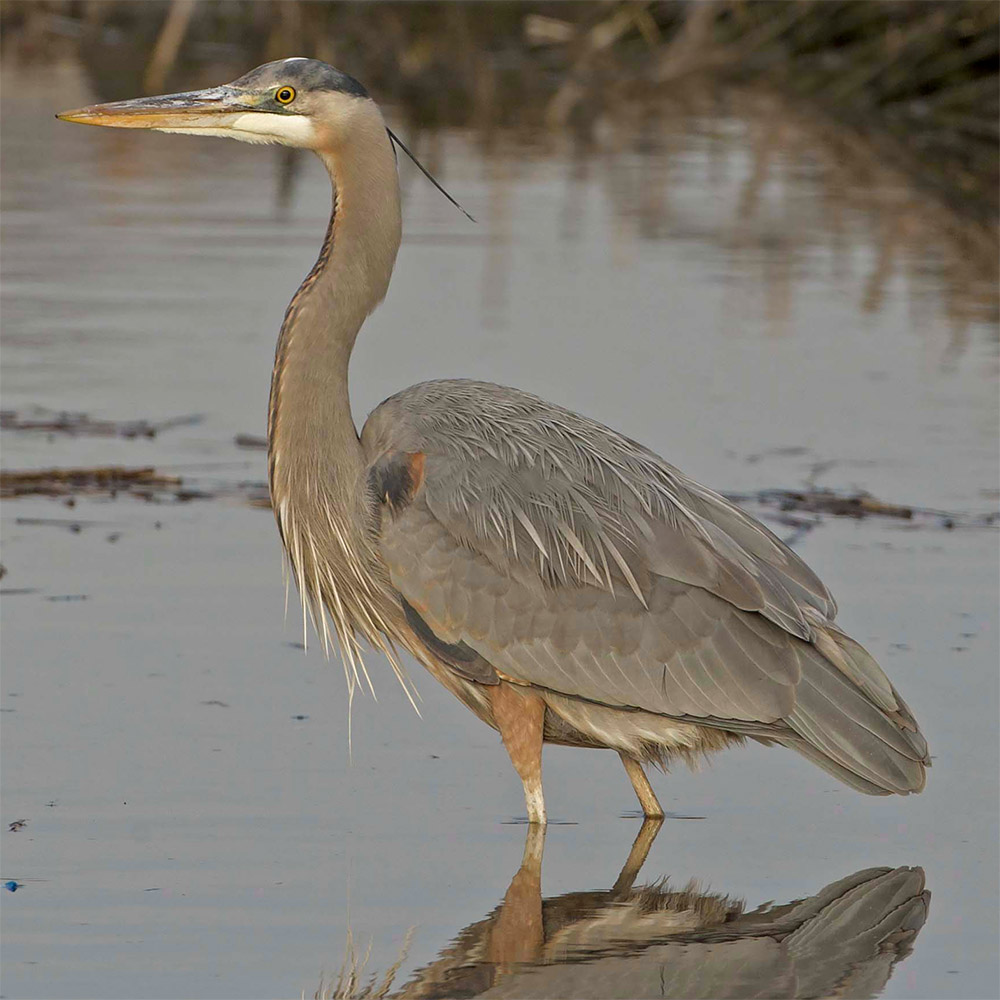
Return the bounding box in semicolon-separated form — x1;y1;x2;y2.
387;821;928;1000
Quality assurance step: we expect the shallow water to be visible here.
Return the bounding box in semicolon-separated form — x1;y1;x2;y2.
1;60;998;1000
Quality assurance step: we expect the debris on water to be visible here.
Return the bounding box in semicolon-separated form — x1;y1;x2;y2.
291;714;308;721
240;481;272;508
15;516;88;531
2;467;181;500
234;433;268;450
790;490;911;518
725;487;997;529
46;594;88;602
8;820;27;832
2;465;273;508
106;532;121;543
745;445;810;463
2;878;47;891
201;700;229;708
0;408;203;439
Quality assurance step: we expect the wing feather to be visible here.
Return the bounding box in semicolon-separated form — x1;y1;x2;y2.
362;380;928;794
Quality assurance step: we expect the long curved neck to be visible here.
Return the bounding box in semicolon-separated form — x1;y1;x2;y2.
268;107;401;510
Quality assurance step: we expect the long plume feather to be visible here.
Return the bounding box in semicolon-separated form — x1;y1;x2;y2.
386;128;476;222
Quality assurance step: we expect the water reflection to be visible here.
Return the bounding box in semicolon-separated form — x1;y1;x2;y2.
272;83;996;349
336;822;929;1000
60;37;1000;348
497;85;997;347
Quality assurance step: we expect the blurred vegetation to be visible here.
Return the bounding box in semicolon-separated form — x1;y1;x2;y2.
2;0;997;228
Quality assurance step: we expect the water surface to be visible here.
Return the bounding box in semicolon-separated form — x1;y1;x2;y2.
2;59;997;1000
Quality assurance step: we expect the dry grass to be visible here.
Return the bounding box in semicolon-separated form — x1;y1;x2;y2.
312;928;413;1000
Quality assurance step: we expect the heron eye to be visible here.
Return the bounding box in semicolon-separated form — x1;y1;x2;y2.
275;87;296;105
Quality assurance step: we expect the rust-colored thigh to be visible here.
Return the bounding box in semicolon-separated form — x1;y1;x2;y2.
489;682;545;782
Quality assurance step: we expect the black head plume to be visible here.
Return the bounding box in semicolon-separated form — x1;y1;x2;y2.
387;129;476;223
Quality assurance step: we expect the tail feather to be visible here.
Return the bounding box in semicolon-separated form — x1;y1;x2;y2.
785;639;928;795
781;737;896;796
807;610;928;755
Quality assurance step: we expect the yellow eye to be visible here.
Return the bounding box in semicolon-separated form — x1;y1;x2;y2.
275;86;296;105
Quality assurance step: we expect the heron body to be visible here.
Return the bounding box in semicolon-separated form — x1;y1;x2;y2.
59;59;929;823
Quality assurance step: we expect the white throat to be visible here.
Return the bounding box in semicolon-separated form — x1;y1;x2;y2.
156;112;316;146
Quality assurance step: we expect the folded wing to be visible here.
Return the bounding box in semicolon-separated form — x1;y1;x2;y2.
362;380;928;794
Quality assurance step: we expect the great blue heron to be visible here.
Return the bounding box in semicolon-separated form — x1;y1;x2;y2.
59;58;929;824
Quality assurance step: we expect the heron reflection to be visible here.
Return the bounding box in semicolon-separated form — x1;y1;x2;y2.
383;821;928;1000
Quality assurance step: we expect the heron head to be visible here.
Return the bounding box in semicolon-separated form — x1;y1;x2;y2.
57;57;375;151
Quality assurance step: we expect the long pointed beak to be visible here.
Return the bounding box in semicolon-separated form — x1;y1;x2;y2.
57;86;254;130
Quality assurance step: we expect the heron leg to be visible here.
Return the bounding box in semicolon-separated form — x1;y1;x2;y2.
619;752;664;819
490;682;547;825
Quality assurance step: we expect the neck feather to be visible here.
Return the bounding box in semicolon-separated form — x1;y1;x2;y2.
266;102;403;666
268;105;401;498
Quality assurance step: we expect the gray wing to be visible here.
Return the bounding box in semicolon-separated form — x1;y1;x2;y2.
362;380;928;794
